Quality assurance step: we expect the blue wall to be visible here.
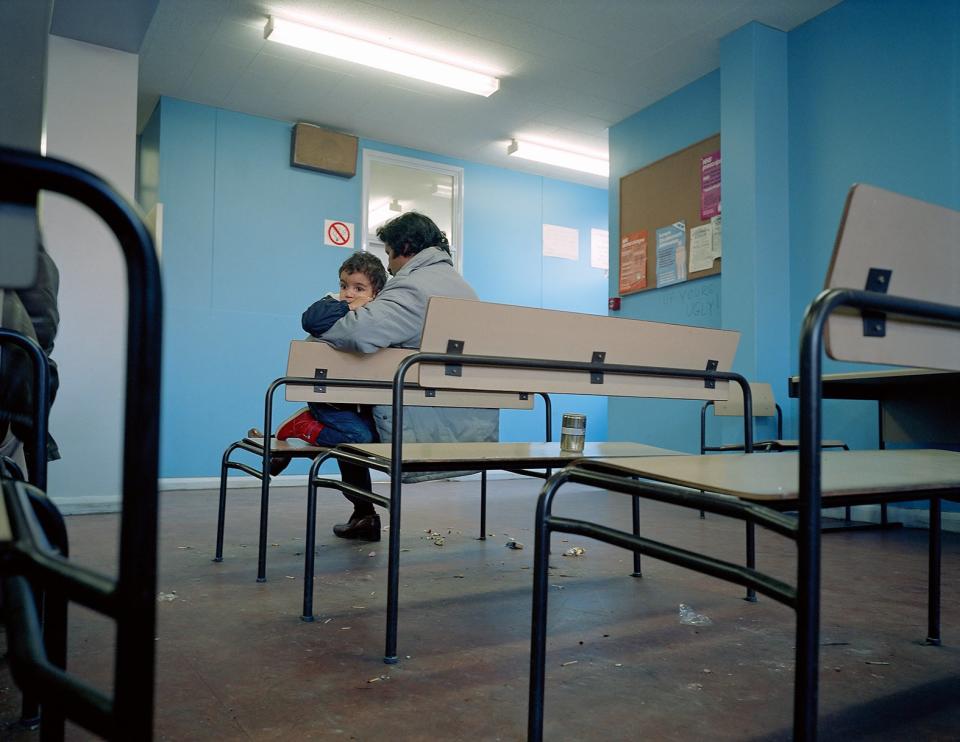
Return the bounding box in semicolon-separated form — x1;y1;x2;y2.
607;0;959;458
607;71;727;453
787;0;960;453
143;98;608;477
786;0;960;510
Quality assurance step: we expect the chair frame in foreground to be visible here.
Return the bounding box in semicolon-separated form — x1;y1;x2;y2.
528;286;960;741
0;146;161;740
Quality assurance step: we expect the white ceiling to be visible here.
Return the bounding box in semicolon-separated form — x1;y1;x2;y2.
136;0;841;187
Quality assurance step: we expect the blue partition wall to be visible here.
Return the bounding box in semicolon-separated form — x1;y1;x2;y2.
139;98;608;478
607;71;725;454
609;0;959;511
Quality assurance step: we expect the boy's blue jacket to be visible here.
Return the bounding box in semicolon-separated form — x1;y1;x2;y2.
302;295;349;337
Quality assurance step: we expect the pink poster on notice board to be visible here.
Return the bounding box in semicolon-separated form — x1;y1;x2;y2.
700;150;721;220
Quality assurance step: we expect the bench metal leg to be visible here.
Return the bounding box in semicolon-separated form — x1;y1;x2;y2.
301;472;319;622
745;522;757;602
39;593;68;740
927;497;942;646
478;470;487;540
213;444;236;563
256;471;271;582
793;504;821;741
384;478;402;664
19;593;42;732
528;482;554;742
631;495;642;577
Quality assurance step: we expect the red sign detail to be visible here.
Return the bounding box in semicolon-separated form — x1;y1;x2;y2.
327;221;350;246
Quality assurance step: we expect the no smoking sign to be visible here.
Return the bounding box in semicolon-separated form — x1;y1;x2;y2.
324;219;354;248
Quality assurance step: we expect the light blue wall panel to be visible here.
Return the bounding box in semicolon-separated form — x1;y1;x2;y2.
787;0;959;457
537;178;609;442
603;0;958;507
606;71;722;453
457;162;544;307
211;110;363;317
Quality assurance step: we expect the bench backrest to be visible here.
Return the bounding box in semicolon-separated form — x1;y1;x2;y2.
825;184;960;371
417;298;740;400
713;381;777;417
285;340;534;410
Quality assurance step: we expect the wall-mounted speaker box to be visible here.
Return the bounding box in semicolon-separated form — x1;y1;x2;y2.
291;122;358;178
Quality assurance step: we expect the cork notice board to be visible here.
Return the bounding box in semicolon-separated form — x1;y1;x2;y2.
619;134;721;296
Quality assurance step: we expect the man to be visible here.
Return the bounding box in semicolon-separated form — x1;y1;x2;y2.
0;241;61;478
283;212;497;540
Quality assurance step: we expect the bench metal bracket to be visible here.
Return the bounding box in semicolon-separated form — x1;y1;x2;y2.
591;351;606;384
863;267;892;337
445;339;464;377
704;359;718;389
519;392;529;401
424;388;436;398
313;368;327;393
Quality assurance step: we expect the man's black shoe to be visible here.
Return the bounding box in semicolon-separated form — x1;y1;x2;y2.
332;514;381;541
268;456;290;476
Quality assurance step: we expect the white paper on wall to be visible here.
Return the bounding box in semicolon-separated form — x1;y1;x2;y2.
542;223;579;261
710;215;722;257
590;228;609;270
688;223;714;272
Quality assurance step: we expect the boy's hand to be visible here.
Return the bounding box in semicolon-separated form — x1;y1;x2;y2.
348;295;374;310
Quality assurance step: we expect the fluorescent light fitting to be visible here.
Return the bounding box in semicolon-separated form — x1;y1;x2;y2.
265;17;499;97
507;139;608;177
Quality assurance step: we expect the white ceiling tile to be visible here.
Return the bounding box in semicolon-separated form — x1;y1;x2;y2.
531;107;610;138
130;0;841;183
210;19;267;52
180;43;259;104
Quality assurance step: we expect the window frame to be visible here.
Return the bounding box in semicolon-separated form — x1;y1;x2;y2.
361;149;464;273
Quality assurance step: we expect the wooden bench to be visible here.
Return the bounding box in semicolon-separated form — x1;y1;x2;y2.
215;341;538;582
701;380;848;453
526;183;960;740
299;299;744;662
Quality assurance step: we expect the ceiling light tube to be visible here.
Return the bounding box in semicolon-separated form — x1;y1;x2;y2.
507;139;608;177
265;17;500;97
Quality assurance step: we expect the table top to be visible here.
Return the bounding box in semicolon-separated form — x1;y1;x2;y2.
576;449;960;501
788;368;960;400
337;440;684;470
244;437;328;455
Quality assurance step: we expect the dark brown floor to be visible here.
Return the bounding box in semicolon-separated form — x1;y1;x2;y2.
1;478;958;741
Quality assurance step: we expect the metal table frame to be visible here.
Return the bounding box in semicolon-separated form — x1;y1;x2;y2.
214;376;552;582
527;287;960;741
301;353;754;664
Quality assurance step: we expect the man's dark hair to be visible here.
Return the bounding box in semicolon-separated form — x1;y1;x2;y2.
376;212;450;257
339;251;388;294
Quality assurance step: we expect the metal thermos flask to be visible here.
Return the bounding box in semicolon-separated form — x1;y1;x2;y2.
560;413;586;453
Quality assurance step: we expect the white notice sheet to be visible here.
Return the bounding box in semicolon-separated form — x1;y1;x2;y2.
590;228;609;270
689;223;714;272
542;224;579;261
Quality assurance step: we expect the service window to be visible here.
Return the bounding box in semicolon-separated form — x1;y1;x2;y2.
362;150;464;272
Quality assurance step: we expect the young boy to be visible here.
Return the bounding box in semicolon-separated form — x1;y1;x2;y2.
274;251;388;448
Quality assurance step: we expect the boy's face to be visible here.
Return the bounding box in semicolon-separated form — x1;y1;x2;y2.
339;270;376;302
